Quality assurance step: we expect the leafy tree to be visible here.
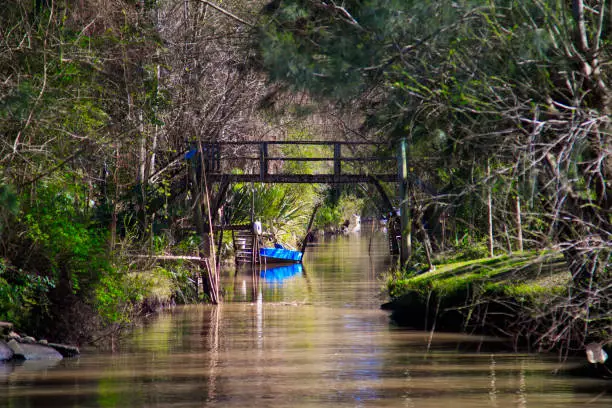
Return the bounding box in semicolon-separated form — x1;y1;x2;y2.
259;0;611;284
257;0;612;350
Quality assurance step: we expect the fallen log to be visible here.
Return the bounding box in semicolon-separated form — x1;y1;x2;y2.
132;255;204;261
48;342;80;357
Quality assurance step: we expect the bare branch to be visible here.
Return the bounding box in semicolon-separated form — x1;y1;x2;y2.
196;0;254;27
572;0;590;52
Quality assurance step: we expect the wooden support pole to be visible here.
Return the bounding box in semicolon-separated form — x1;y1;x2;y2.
372;179;395;215
333;143;341;179
213;143;221;172
197;139;220;304
251;232;256;266
216;226;224;272
398;138;411;264
260;142;268;181
300;204;321;254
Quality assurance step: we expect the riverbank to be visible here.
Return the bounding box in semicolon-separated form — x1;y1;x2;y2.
384;250;611;374
1;321;79;363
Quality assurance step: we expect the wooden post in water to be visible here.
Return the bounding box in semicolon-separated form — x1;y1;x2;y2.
398;138;411;265
300;204;321;255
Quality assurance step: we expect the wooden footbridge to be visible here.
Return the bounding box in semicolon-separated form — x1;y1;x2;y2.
149;140;412;261
181;140;404;258
195;141;397;185
189;140;398;213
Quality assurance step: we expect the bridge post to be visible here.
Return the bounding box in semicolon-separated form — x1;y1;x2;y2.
398;137;411;265
333;143;341;180
259;142;268;181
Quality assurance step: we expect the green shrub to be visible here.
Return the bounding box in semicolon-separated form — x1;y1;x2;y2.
21;181;111;293
0;259;55;327
454;242;491;261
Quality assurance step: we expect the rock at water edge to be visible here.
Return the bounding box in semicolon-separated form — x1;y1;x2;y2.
0;340;13;361
8;339;63;360
7;331;20;340
48;343;80;357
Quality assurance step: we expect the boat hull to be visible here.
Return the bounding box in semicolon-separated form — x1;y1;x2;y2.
259;247;303;263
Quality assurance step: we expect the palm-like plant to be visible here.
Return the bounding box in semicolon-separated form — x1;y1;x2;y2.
226;183;314;246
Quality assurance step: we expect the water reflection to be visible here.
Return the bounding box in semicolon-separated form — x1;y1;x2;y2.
489;354;498;407
0;235;610;408
260;263;303;282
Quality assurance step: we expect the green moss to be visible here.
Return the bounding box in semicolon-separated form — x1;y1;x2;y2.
386;251;573;335
388;251;567;304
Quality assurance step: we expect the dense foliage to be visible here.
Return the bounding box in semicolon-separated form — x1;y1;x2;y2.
0;0;271;338
258;0;611;348
0;0;609;351
0;1;347;338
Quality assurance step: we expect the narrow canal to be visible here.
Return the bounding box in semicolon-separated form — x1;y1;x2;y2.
1;235;610;407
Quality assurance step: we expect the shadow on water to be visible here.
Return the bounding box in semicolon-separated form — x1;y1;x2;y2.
1;234;610;408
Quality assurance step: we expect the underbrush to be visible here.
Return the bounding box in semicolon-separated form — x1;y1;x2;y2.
0;181;202;345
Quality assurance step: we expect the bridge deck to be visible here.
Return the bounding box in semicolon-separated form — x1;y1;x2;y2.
206;173;397;184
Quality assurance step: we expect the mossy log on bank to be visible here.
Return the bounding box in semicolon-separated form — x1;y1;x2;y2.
385;252;568;325
384;251;609;353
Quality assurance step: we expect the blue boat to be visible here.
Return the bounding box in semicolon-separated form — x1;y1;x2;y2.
259;244;303;264
260;264;303;282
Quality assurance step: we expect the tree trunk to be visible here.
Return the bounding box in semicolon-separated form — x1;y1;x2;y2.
487;161;494;258
398;138;411;264
110;146;120;248
515;195;523;252
414;204;434;271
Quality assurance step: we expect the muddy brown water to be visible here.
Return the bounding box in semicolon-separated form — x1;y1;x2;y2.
1;235;610;407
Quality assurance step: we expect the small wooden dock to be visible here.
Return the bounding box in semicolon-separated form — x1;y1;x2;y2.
232;226;260;266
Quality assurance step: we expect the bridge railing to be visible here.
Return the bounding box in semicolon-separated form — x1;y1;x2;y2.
198;141;397;183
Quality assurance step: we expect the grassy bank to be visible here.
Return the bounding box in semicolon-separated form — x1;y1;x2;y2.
384;250;610;356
